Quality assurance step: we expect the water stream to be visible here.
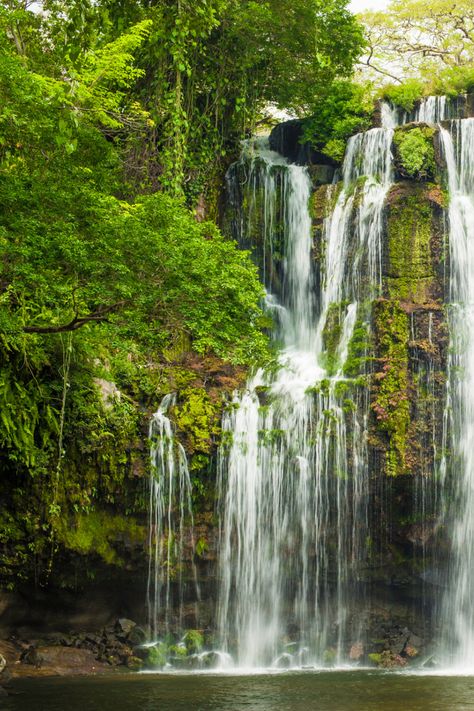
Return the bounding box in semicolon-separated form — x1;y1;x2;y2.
147;395;199;640
216;107;396;667
438;118;474;669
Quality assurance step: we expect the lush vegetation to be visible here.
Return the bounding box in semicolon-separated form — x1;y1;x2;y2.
3;0;467;591
358;0;474;104
0;0;365;588
393;126;436;180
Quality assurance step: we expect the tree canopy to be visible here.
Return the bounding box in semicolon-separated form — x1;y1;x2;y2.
358;0;474;92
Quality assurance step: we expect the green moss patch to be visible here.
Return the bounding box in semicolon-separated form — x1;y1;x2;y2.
58;511;146;567
372;299;410;477
386;185;435;303
174;387;221;455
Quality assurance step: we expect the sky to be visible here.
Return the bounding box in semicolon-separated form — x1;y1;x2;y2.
349;0;390;11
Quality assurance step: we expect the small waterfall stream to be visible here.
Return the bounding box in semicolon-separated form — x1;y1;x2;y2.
216;107;396;668
147;394;199;641
439;118;474;669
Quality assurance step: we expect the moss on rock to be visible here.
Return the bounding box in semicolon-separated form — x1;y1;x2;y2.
174;387;221;455
385;184;438;304
372;299;410;477
57;511;146;567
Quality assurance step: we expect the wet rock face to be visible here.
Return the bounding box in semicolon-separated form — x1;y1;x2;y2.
268;119;337;180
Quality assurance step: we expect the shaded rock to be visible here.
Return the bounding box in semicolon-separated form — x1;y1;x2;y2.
465;93;474;118
93;378;121;409
0;653;11;686
269;119;338;172
369;650;407;668
17;646;107;676
114;618;136;638
126;656;143;671
20;646;42;667
126;626;146;646
349;642;364;661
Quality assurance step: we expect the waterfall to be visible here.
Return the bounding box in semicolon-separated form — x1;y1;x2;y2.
147;394;199;641
216;106;397;668
392;94;464;127
414;96;449;124
439;118;474;669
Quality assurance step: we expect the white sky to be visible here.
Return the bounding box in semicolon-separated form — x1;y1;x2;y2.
349;0;390;11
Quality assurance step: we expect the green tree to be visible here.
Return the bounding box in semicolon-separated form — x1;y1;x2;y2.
359;0;474;87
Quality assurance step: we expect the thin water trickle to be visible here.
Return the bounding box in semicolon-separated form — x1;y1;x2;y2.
147;394;199;641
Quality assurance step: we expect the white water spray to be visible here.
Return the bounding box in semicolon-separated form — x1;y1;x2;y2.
439;118;474;670
217;106;397;668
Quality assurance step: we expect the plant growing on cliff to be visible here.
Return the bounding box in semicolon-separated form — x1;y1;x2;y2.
302;80;372;161
393;127;436;181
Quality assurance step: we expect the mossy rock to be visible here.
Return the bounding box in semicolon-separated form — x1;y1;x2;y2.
183;630;204;653
174;387;221;454
145;642;168;669
385;184;435;304
371;299;410;477
57;511;146;567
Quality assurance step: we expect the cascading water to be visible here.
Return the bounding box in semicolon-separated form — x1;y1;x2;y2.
147;394;199;641
216;107;397;668
438;118;474;669
393;95;461;126
392;96;474;668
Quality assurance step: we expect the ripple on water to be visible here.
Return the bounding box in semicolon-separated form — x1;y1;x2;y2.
6;670;474;711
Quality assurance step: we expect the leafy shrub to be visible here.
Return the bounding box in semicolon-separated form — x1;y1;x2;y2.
393;127;436;180
382;79;425;112
302;80;373;161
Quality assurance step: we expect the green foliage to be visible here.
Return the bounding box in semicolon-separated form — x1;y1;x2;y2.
146;642;168;668
343;321;371;378
431;63;474;97
360;0;474;86
183;629;204;653
174;388;220;454
58;511;146;566
382;79;425;111
0;3;273;588
302;80;373;161
96;0;364;201
321;301;350;375
393;127;436;180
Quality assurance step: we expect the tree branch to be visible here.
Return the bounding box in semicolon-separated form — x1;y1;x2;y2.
23;302;126;334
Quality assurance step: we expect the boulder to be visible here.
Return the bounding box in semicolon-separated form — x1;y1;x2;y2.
126;626;146;646
0;653;11;687
269;119;338;175
114;618;136;638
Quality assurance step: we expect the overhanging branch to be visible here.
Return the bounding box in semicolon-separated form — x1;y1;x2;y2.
23;301;126;334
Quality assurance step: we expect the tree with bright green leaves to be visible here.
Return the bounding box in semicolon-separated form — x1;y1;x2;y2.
358;0;474;94
0;2;271;583
16;0;363;202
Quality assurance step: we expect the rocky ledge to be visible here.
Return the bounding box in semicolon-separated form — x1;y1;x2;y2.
0;618;152;695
